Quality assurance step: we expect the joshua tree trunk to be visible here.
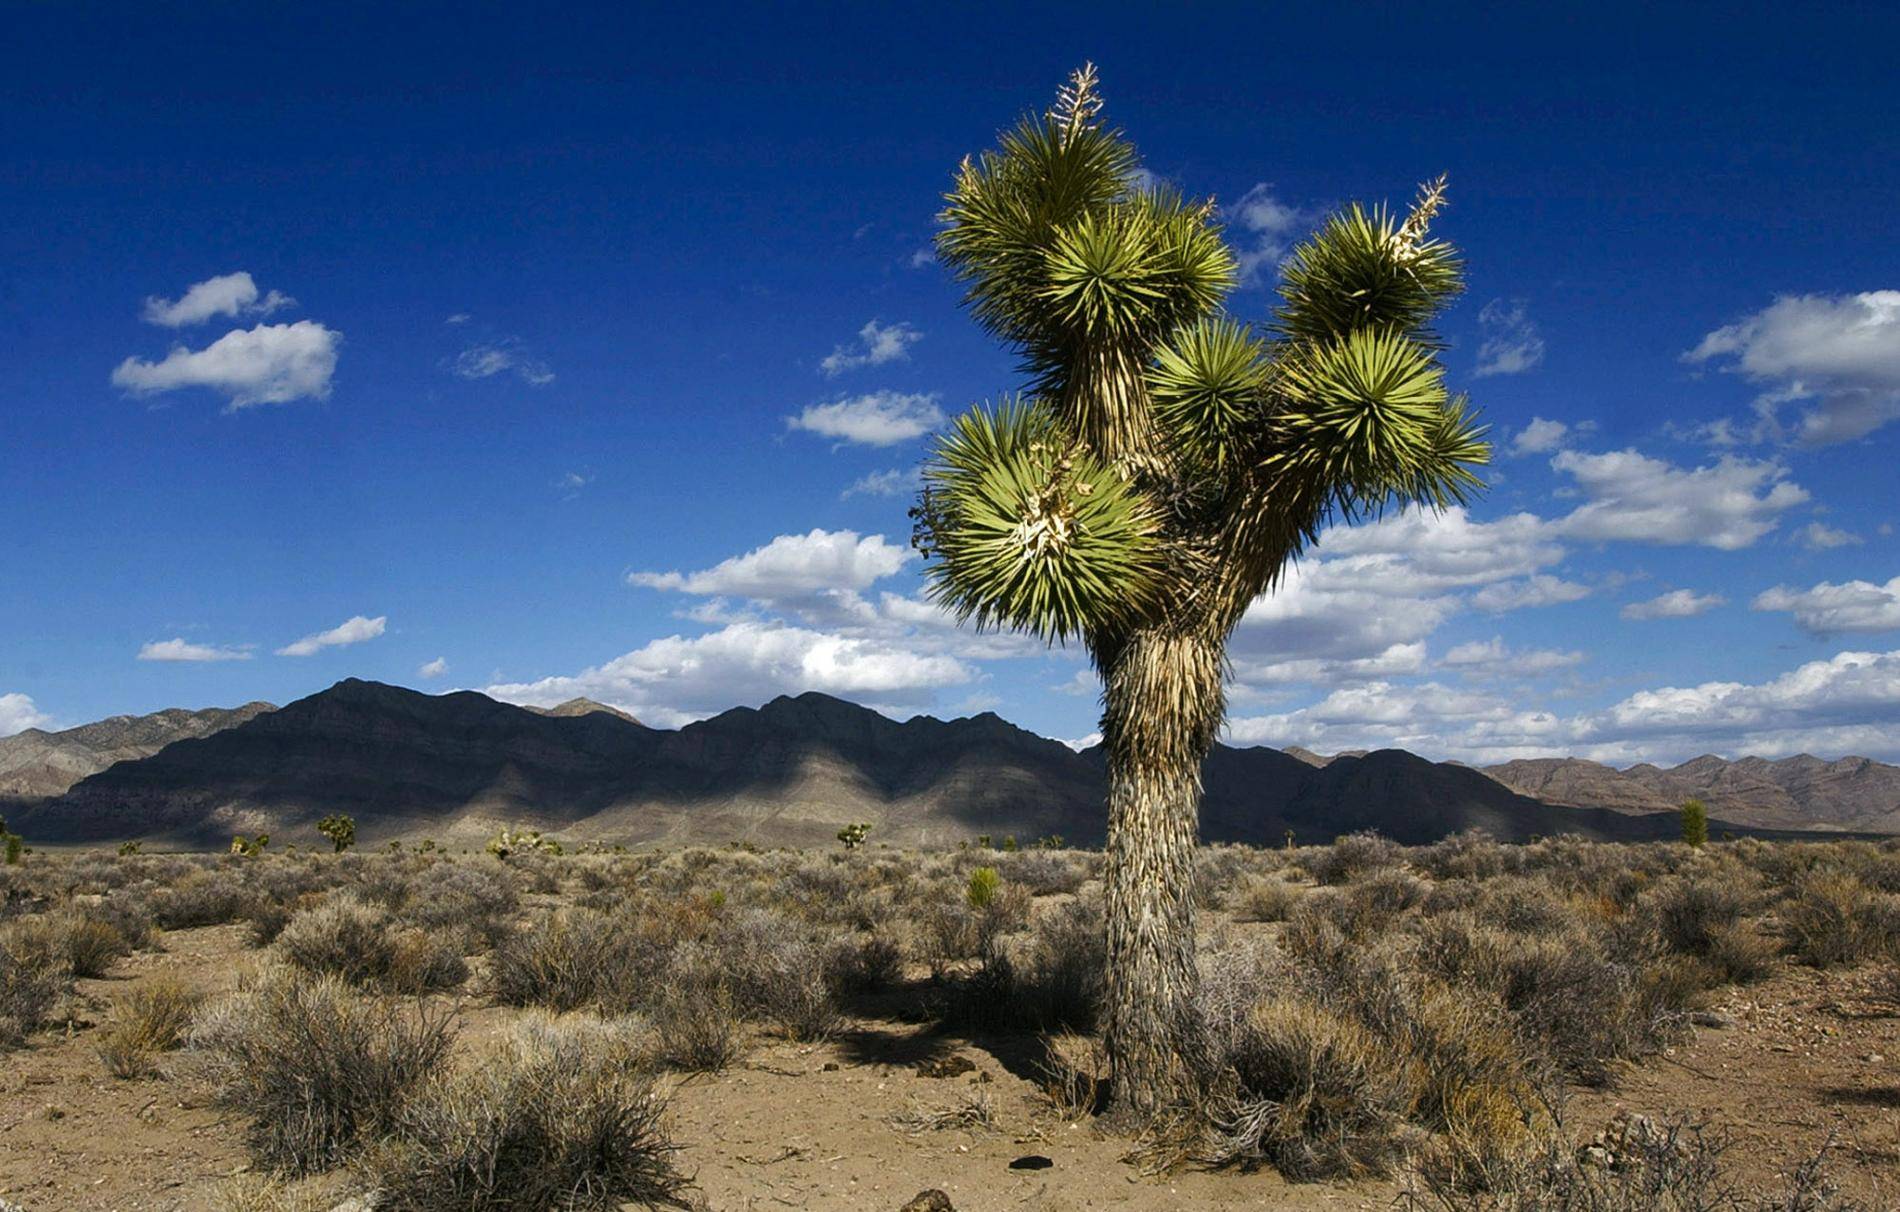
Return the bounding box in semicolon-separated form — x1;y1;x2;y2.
1097;626;1225;1116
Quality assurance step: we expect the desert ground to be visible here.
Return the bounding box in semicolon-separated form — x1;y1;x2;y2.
2;833;1897;1211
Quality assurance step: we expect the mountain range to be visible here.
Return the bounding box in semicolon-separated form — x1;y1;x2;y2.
1;680;1892;849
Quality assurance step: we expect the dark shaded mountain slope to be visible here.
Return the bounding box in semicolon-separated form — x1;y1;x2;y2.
8;680;1825;849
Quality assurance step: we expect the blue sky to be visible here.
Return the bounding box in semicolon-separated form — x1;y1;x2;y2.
4;3;1899;764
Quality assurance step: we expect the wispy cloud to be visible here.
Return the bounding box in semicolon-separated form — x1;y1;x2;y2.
142;271;294;328
1475;298;1546;377
137;637;253;662
841;468;918;499
1621;589;1726;620
276;614;387;657
819;320;922;377
1229;183;1306;285
450;339;553;386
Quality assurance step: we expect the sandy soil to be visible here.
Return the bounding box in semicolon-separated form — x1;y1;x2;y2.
2;923;1896;1211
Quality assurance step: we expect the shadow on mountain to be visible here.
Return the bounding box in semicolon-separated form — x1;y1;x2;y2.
8;679;1863;849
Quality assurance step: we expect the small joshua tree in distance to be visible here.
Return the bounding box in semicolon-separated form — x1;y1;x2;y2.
316;814;356;854
837;822;871;851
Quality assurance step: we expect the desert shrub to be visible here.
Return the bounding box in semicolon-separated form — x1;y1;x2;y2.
825;932;905;994
1784;871;1900;967
153;870;250;929
1401;1118;1861;1211
206;1174;338;1212
1001;849;1089;896
387;928;470;994
189;968;454;1174
490;911;630;1018
368;1015;689;1211
1630;871;1777;985
651;946;742;1071
246;899;296;947
919;897;979;976
1464;876;1585;938
0;942;62;1047
716;908;844;1041
3;908;129;977
1194;846;1255;906
1201;996;1417;1178
1413;912;1673;1085
1008;898;1105;1031
86;894;157;951
277;897;399;986
96;977;202;1078
1414;830;1510;882
1231;875;1302;922
1307;831;1404;886
397;861;519;945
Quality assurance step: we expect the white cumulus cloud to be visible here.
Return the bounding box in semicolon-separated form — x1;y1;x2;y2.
1686;290;1900;444
485;620;974;728
1509;417;1569;455
113;320;341;409
0;693;52;737
788;391;944;446
276;615;387;657
1794;521;1862;550
418;657;449;679
1440;637;1584;677
1753;576;1900;636
1551;449;1808;549
629;529;912;604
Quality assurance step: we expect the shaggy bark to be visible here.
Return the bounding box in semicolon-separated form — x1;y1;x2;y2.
1098;626;1225;1115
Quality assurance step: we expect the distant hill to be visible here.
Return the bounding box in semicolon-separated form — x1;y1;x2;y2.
4;679;1859;850
0;702;276;799
1482;753;1900;833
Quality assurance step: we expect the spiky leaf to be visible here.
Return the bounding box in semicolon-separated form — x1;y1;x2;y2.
1150;317;1268;477
916;400;1165;640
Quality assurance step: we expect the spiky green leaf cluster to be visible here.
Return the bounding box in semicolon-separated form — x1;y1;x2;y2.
1149;317;1268;477
1276;191;1463;347
1266;328;1487;515
916;400;1164;641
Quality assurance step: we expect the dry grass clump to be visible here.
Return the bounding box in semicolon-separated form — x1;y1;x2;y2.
1783;871;1900;967
0;942;62;1048
1304;830;1405;886
151;869;252;929
189;967;455;1174
1401;1121;1863;1211
1231;874;1302;922
96;976;202;1078
489;905;632;1011
276;896;468;993
367;1014;690;1211
1200;995;1420;1178
4;908;131;977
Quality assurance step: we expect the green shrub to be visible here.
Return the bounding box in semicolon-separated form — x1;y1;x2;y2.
1680;799;1708;848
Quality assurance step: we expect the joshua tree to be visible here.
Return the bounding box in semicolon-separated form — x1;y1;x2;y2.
316;813;356;853
914;65;1488;1115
